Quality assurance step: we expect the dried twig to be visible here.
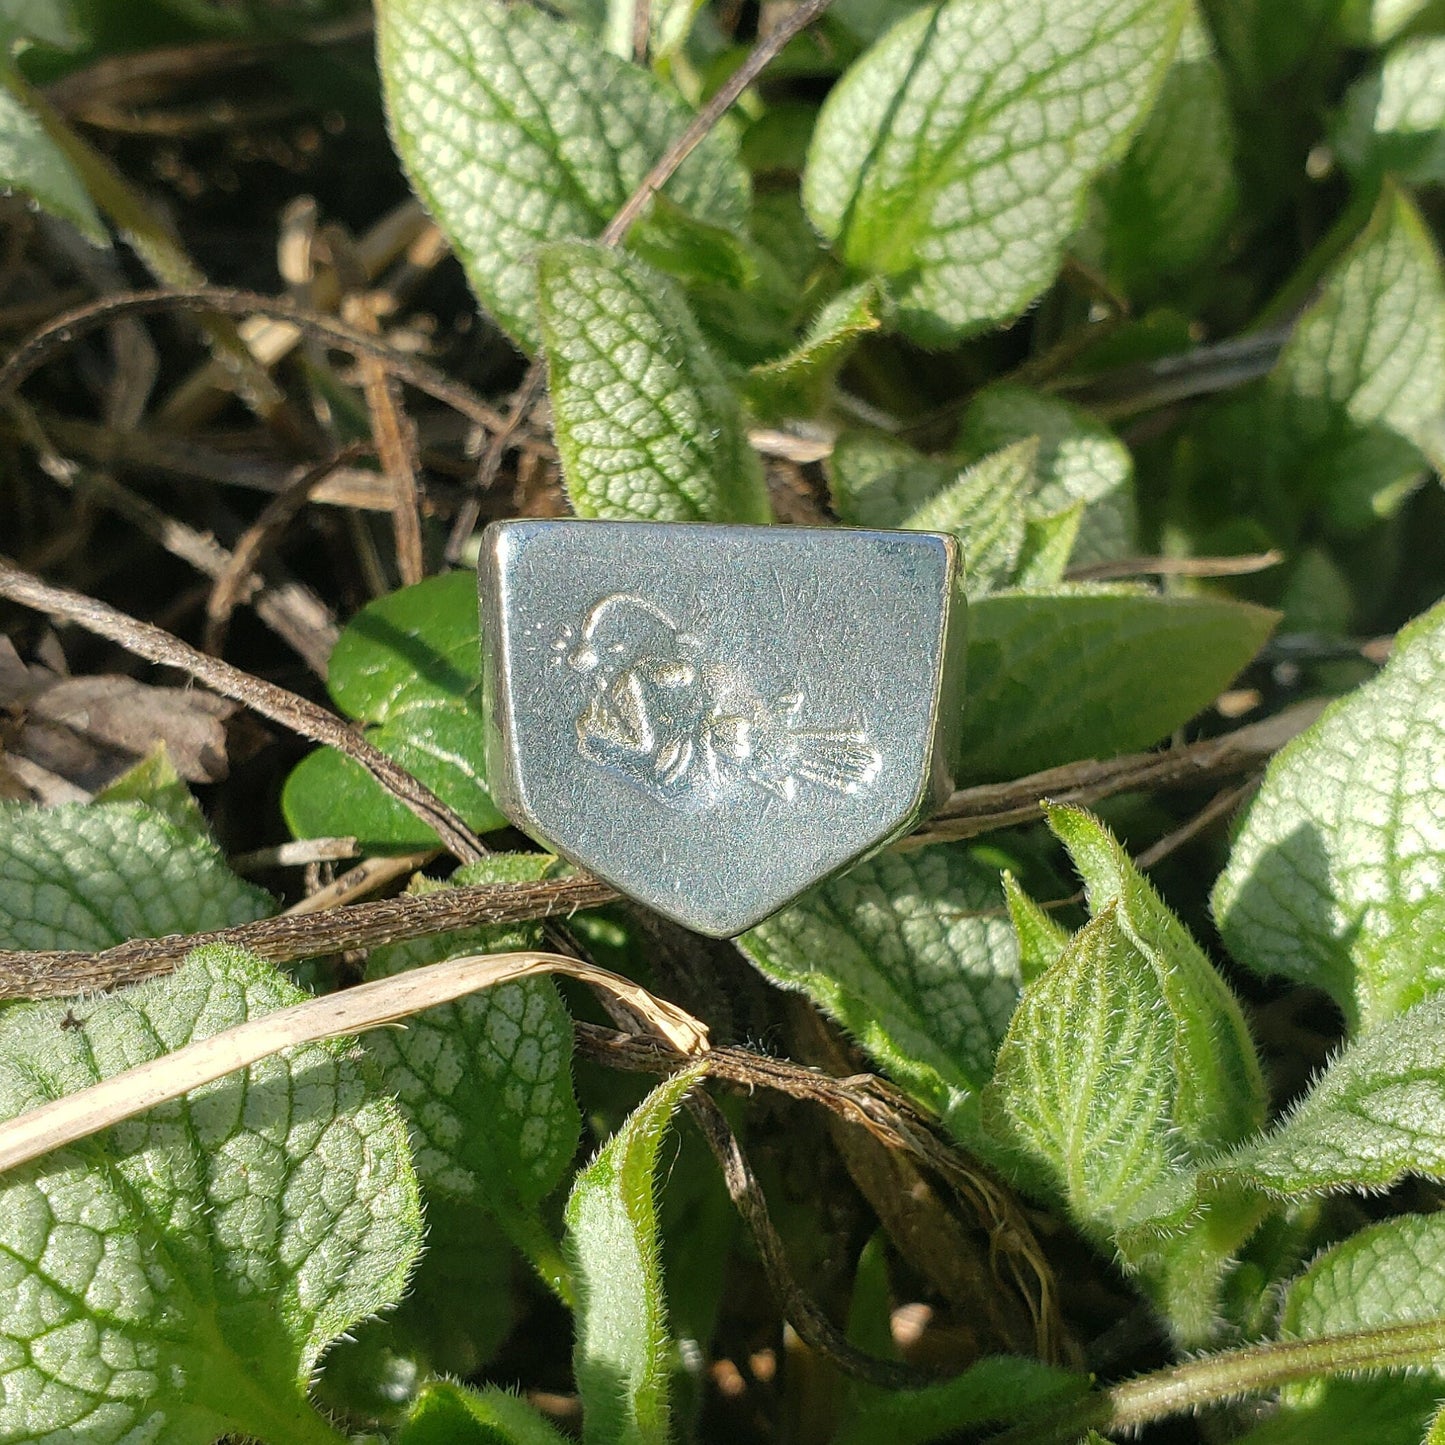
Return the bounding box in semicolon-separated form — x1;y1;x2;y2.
686;1089;940;1390
0;287;510;434
0;706;1320;1000
0;951;708;1177
0;557;485;863
202;444;368;657
0;876;614;1000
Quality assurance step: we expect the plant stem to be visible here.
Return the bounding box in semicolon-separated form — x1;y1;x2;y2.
993;1316;1445;1443
1106;1317;1445;1432
497;1199;579;1311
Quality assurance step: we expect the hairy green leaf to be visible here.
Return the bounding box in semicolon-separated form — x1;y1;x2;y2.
0;800;270;951
0;84;105;244
985;810;1264;1335
399;1380;569;1445
0;945;422;1445
537;241;770;523
362;856;579;1289
832;1355;1089;1445
955;386;1136;567
1205;990;1445;1198
745;279;886;420
376;0;747;348
94;746;212;844
1214;600;1445;1032
802;0;1187;344
955;589;1277;782
740;845;1026;1140
829;432;955;529
1002;869;1070;985
901;440;1035;598
1233;1214;1445;1444
1096;4;1237;286
282;572;505;851
566;1066;701;1445
1335;38;1445;186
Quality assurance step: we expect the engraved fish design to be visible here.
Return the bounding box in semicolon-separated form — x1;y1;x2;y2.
554;594;881;809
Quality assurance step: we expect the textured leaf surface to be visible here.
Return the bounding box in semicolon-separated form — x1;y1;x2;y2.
0;86;105;244
0;801;271;951
986;812;1262;1226
1335;38;1445;186
740;845;1025;1139
538;242;770;523
984;811;1264;1335
828;431;954;530
901;440;1034;598
1096;5;1237;286
956;590;1276;782
0;945;422;1444
282;572;505;850
376;0;747;348
1283;1212;1445;1364
363;855;579;1212
1206;991;1445;1197
566;1067;700;1445
802;0;1186;343
1213;600;1445;1031
955;386;1136;567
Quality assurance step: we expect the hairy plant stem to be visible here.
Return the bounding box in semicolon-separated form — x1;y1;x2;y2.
992;1316;1445;1444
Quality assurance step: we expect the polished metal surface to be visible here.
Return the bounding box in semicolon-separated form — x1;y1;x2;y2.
479;520;965;936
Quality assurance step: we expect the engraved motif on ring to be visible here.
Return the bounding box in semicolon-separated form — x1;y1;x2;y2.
552;593;882;811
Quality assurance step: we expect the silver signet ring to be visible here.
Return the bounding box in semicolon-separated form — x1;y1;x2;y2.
479;521;966;937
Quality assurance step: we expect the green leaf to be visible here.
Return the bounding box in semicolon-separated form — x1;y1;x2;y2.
1229;1214;1445;1445
984;810;1264;1336
362;856;579;1291
566;1066;701;1445
955;385;1136;568
1002;869;1070;986
1339;0;1438;44
326;570;480;721
0;800;271;951
282;572;507;851
955;590;1277;783
802;0;1187;345
739;845;1026;1141
1268;183;1445;528
0;83;105;244
0;944;422;1445
1204;990;1445;1198
832;1355;1090;1445
399;1380;569;1445
376;0;748;349
1335;38;1445;187
829;431;955;529
1096;4;1237;286
1046;806;1266;1147
901;440;1035;598
745;279;887;420
1014;502;1085;590
1213;600;1445;1032
1283;1213;1445;1366
985;908;1197;1231
538;241;771;523
94;745;213;846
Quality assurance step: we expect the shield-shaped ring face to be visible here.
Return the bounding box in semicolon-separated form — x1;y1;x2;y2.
479;521;966;937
